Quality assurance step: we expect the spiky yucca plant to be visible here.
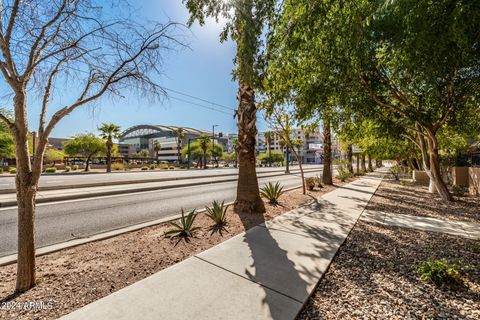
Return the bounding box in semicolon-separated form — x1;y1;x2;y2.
205;200;229;226
165;209;200;239
260;182;284;204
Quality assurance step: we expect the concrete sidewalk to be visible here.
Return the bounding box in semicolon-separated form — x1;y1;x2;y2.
61;170;386;320
361;209;480;239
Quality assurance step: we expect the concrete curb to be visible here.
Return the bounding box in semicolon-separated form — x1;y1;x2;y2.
0;169;319;207
0;168;320;194
0;185;302;267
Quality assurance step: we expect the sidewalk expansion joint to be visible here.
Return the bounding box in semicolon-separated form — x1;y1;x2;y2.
193;256;304;304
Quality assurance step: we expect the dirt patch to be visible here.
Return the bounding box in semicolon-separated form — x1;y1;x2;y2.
299;177;480;320
366;178;480;223
0;181;345;320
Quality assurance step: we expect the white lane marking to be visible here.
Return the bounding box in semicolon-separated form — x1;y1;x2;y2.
46;180;65;184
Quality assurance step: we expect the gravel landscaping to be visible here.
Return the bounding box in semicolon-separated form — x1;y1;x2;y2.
299;177;480;320
367;178;480;223
0;180;346;320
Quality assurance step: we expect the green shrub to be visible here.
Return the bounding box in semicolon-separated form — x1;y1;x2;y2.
149;164;157;170
141;166;149;171
260;182;284;204
0;168;3;174
451;184;467;196
335;169;351;182
112;163;124;171
159;164;169;169
64;166;71;172
9;167;16;174
72;165;79;171
390;165;401;180
205;200;229;227
305;177;316;191
417;259;462;286
45;167;57;173
169;166;175;170
164;209;200;240
400;179;414;186
314;175;323;188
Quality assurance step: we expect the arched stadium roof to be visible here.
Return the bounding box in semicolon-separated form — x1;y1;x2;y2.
120;125;211;140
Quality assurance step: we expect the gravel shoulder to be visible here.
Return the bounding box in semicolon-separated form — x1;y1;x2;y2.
298;177;480;320
0;180;345;320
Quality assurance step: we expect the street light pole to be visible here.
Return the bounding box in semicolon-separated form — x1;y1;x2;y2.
285;144;290;174
212;124;218;168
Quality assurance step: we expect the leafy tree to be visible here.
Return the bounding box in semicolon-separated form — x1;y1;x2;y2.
134;149;151;159
181;140;223;168
264;0;480;201
64;134;106;172
257;151;283;165
0;132;15;159
0;1;183;291
98;123;121;173
266;108;307;194
44;148;65;166
183;0;276;213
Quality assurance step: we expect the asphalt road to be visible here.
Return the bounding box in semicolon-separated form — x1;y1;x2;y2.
0;165;321;190
0;169;323;257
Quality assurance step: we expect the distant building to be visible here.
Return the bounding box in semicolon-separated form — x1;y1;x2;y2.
47;137;69;150
257;128;325;164
118;125;227;162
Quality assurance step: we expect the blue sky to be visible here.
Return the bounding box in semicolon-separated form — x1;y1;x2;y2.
31;1;269;138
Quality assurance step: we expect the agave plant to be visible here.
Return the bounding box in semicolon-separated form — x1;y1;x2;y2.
165;209;201;240
205;200;229;226
260;182;284;204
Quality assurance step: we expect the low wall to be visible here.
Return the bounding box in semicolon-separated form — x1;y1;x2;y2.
451;167;469;187
413;170;429;184
469;167;480;196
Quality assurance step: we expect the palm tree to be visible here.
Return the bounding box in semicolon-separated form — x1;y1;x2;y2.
153;140;161;164
263;131;274;167
98;123;121;173
173;128;185;164
233;138;239;168
197;135;211;169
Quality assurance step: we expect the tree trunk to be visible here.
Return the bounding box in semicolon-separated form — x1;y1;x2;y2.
322;117;333;185
12;92;38;292
367;154;373;172
425;128;453;201
361;154;366;173
347;145;354;174
85;155;92;172
177;139;182;164
356;154;360;175
234;83;265;213
203;152;207;169
292;148;306;194
106;139;112;173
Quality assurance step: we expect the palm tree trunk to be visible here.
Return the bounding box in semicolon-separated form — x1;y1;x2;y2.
234;83;265;213
356;154;360;175
106;139;112;173
322;117;333;185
